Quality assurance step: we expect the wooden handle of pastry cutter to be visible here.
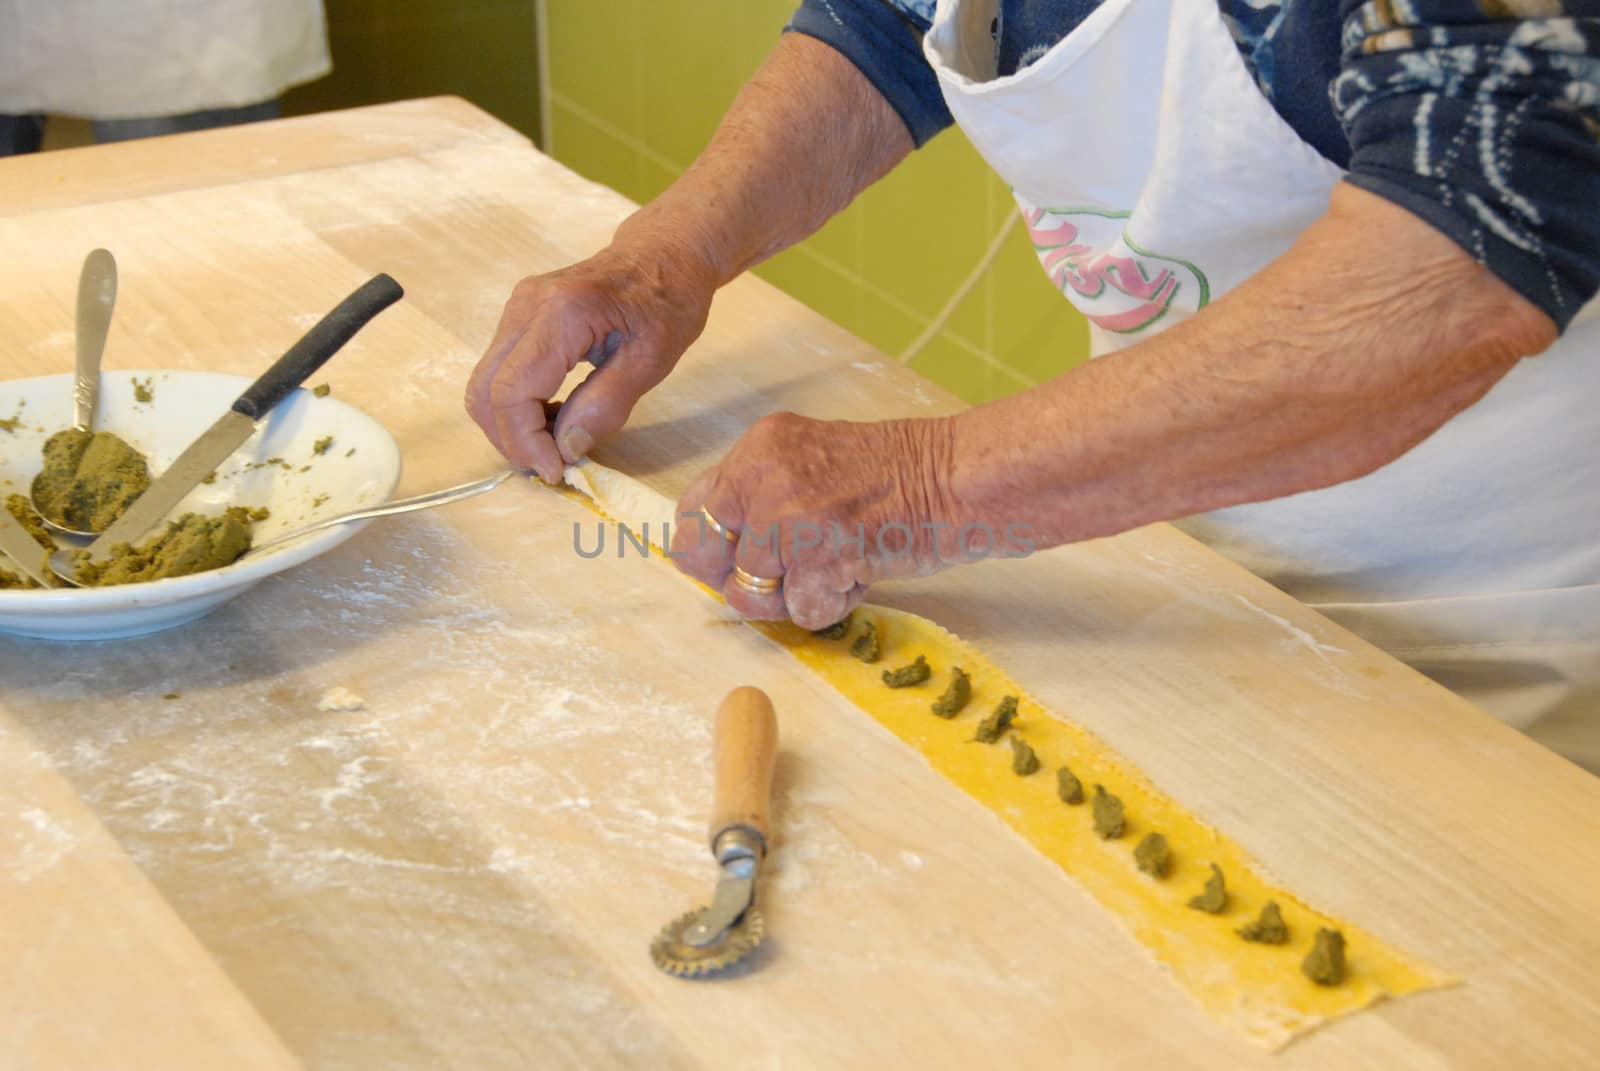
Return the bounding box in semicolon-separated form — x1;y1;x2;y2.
709;686;778;850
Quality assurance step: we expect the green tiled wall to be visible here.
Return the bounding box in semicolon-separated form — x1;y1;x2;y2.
544;0;1088;405
283;0;543;143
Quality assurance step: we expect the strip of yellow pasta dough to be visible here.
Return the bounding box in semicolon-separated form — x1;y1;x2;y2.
561;460;1453;1050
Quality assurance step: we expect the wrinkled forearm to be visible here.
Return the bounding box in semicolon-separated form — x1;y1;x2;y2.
611;33;913;290
939;183;1559;550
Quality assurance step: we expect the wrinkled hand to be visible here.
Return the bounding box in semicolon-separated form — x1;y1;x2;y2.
671;412;981;628
465;244;716;482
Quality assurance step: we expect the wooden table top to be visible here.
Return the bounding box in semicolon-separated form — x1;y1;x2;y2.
1;98;1596;1070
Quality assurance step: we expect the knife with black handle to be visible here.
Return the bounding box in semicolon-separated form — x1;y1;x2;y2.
81;273;404;563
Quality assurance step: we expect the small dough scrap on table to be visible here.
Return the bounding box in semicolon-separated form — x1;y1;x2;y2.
317;686;366;713
561;460;1452;1050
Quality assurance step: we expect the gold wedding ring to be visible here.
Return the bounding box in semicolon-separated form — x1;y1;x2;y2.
732;564;782;595
703;508;739;543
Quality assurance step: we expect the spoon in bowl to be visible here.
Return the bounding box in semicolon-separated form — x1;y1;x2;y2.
29;248;125;542
47;468;532;587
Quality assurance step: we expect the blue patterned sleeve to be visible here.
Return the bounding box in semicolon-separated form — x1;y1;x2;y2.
1333;2;1600;330
785;0;955;146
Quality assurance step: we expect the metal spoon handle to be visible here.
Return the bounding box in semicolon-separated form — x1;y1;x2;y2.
247;469;523;558
75;249;117;432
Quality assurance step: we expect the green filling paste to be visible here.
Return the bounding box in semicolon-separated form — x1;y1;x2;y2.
811;611;853;640
70;507;256;587
312;436;334;455
850;619;881;663
7;493;54;549
1237;901;1290;944
931;666;971;718
1056;765;1084;805
1187;863;1228;914
1134;832;1171;878
0;415;20;434
972;695;1019;743
312;383;332;398
1301;928;1347;986
882;654;930;688
1092;784;1125;840
1009;736;1039;776
1;491;266;590
30;428;151;532
132;377;154;404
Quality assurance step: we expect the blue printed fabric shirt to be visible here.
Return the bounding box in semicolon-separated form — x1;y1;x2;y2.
787;1;1600;331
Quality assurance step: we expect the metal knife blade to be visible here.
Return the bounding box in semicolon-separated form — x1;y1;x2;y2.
82;273;404;563
0;509;52;587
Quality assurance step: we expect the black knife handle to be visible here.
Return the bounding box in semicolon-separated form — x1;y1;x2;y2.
232;273;404;420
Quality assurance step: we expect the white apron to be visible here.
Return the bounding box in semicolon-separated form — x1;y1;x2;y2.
0;1;328;119
924;0;1600;771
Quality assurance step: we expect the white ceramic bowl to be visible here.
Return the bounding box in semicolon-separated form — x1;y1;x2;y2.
0;370;401;640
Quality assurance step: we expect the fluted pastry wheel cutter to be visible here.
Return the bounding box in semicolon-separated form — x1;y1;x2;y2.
651;686;778;978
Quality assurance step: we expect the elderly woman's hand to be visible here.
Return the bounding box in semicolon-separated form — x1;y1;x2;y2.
671;412;1023;628
465;242;717;483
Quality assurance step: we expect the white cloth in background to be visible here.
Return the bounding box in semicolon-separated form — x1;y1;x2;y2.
0;0;329;118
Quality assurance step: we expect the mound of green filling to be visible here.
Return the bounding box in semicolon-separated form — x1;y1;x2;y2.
931;666;970;717
70;507;259;586
811;611;853;640
6;493;53;547
1237;900;1290;944
850;619;881;662
972;696;1019;743
4;423;281;591
30;428;151;532
882;654;930;688
1134;832;1171;877
1302;928;1347;986
1092;784;1126;839
1187;863;1228;913
2;488;269;590
1009;736;1040;775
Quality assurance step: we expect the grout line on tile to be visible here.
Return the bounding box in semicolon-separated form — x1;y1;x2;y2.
936;330;1035;390
627;7;647;207
536;0;553;153
551;93;688;176
774;243;1034;387
979;177;992;355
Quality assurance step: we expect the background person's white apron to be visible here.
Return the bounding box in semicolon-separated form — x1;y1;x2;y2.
0;0;328;119
924;0;1600;771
